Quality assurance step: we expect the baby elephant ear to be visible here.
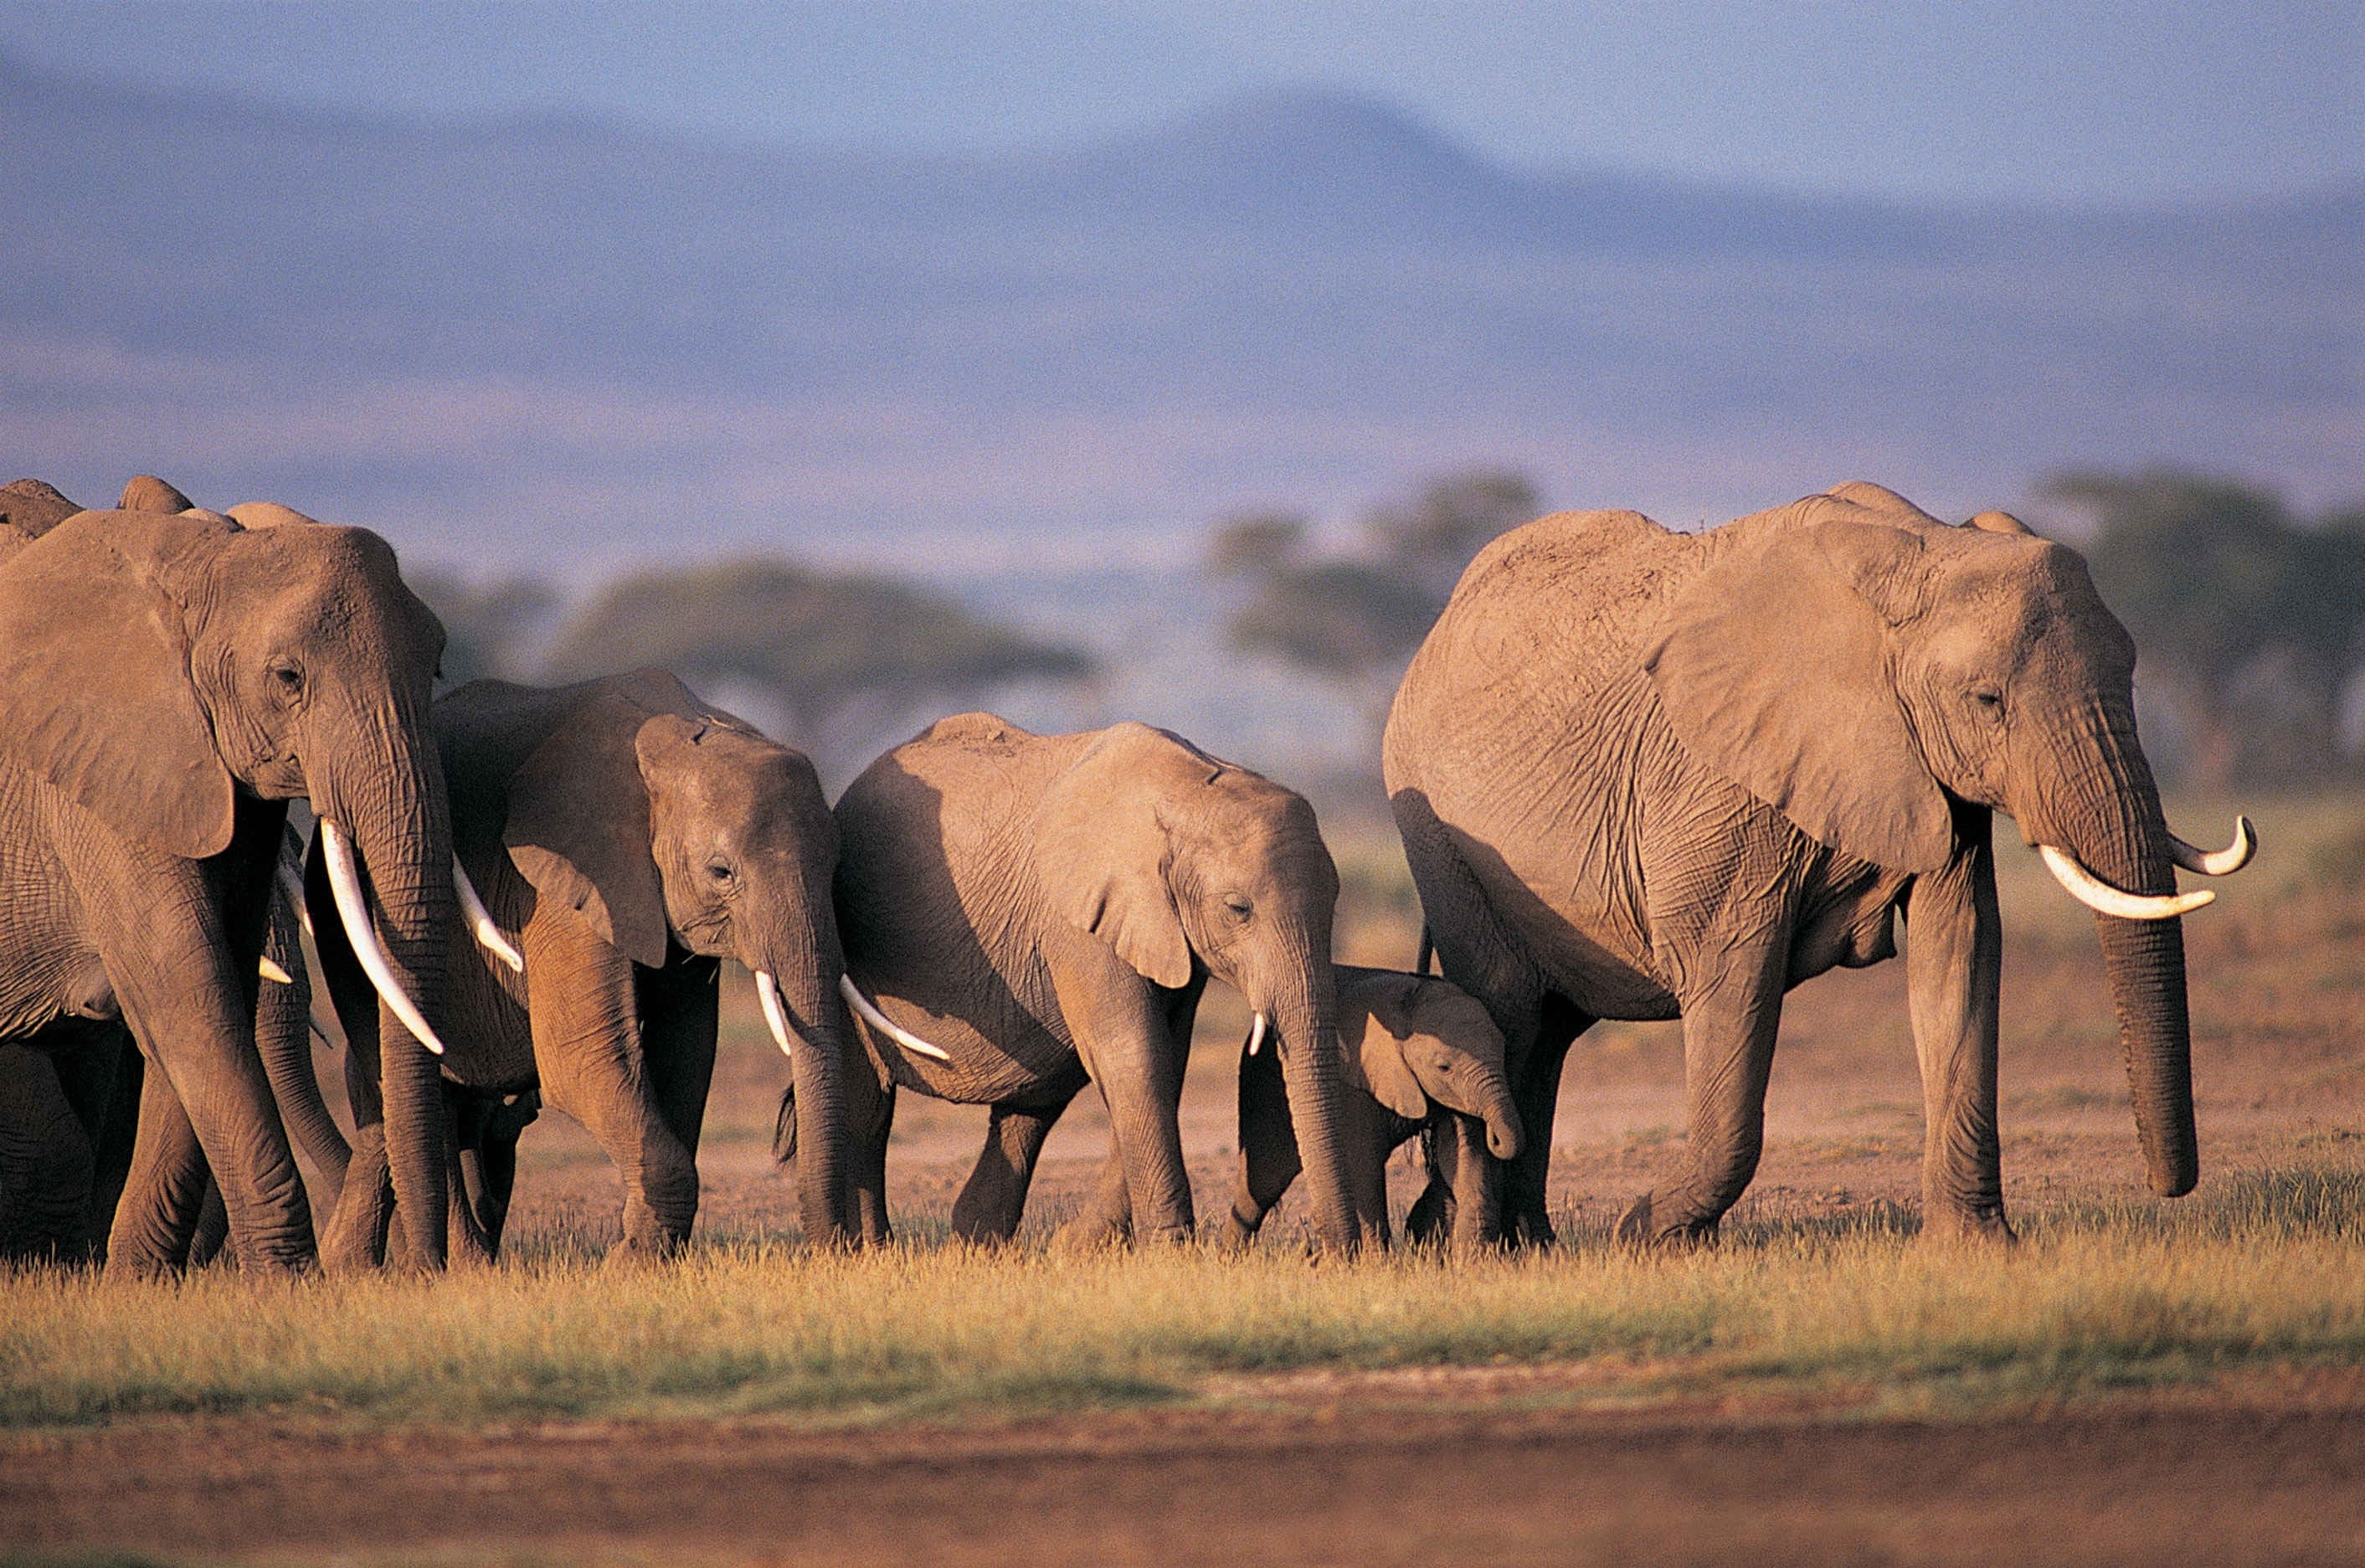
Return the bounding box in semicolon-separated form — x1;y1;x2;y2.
1334;967;1434;1122
1642;518;1956;873
501;691;671;969
0;510;236;860
1031;723;1195;990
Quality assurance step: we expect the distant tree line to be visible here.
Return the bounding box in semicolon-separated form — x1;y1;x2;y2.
408;556;1094;772
1206;470;1542;725
2047;470;2365;792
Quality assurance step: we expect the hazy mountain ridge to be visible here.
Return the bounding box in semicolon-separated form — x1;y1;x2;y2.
1;50;2355;562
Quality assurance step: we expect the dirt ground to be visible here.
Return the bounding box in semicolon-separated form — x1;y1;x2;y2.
8;830;2365;1565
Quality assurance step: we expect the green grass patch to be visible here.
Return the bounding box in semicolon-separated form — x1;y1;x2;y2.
7;1165;2365;1430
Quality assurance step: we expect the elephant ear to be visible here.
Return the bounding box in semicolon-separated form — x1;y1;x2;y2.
1334;968;1434;1122
0;510;236;860
1032;722;1195;990
501;690;671;968
1643;518;1955;873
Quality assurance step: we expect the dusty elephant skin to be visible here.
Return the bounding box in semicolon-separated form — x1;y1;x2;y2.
1385;481;2243;1247
0;478;457;1273
1226;963;1521;1249
825;715;1363;1251
314;669;860;1262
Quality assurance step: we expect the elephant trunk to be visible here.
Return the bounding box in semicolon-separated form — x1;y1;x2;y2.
313;712;459;1266
255;892;350;1207
1266;964;1362;1253
754;940;856;1247
2026;724;2198;1198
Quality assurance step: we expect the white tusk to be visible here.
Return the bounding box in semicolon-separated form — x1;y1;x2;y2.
2170;815;2255;877
453;856;525;972
837;973;954;1062
277;859;312;938
2038;843;2213;920
756;971;798;1060
1245;1011;1268;1056
259;954;294;984
317;818;450;1056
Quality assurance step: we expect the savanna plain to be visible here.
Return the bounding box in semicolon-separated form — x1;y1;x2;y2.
7;799;2365;1565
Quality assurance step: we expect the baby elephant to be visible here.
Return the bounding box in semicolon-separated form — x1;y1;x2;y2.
1226;964;1520;1250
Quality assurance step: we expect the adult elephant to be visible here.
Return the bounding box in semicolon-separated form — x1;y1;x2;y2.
1385;481;2249;1248
316;670;856;1261
820;715;1361;1251
0;478;459;1272
1225;964;1519;1250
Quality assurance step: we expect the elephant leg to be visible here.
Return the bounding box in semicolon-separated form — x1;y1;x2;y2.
1907;823;2011;1242
188;1175;229;1267
1226;1036;1296;1243
320;1012;393;1272
852;1078;897;1246
1619;937;1787;1245
1499;993;1590;1247
532;937;695;1258
1046;933;1195;1245
104;1067;213;1277
953;1087;1074;1245
0;1044;96;1262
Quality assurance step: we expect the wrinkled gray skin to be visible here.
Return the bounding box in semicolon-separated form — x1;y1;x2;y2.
1225;964;1520;1250
1386;481;2209;1247
821;716;1361;1251
0;477;455;1274
316;670;856;1262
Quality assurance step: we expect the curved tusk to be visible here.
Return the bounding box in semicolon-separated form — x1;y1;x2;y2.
1245;1011;1268;1056
837;973;954;1062
453;856;525;972
318;819;450;1056
2038;843;2213;920
277;859;312;939
2170;815;2255;877
259;954;294;984
755;970;797;1061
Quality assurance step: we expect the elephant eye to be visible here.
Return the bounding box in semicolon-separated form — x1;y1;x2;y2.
707;860;735;885
269;660;305;697
1223;892;1253;920
1970;684;2003;713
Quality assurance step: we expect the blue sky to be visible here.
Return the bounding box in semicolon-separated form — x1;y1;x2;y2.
2;0;2355;203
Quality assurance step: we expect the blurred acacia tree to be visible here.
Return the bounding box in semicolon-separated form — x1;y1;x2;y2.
1209;470;1540;721
404;569;562;691
537;557;1095;746
2047;470;2365;791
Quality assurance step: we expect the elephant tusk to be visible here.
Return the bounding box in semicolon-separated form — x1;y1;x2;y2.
453;856;525;973
318;818;450;1056
259;954;295;984
2037;843;2213;920
1245;1011;1269;1056
837;974;954;1063
277;858;312;938
2170;815;2256;877
755;971;797;1061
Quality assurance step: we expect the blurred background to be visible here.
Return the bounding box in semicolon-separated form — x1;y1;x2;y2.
2;0;2357;812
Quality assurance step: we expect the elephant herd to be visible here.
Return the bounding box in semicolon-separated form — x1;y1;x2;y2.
0;474;2254;1274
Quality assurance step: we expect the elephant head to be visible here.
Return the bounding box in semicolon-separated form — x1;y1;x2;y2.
1335;965;1521;1159
1643;481;2248;1198
0;492;460;1257
1033;722;1362;1248
474;671;857;1243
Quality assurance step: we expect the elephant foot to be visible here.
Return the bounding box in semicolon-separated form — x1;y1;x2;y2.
1048;1214;1130;1255
1919;1206;2018;1247
1613;1193;1653;1246
1403;1177;1454;1246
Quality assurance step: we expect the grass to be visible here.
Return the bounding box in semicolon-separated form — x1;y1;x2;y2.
7;1163;2365;1432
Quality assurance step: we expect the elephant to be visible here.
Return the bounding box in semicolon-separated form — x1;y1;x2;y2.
819;714;1362;1251
0;476;460;1272
1224;963;1520;1249
312;668;857;1262
1383;481;2251;1248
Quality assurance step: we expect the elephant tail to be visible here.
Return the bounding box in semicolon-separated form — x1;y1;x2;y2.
1416;926;1436;977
